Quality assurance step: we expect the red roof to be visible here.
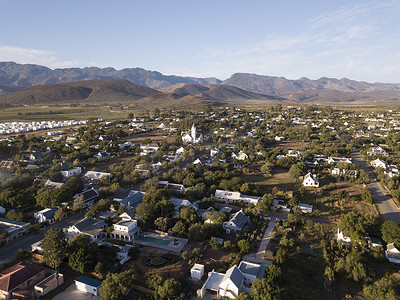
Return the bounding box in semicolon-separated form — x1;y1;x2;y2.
0;262;44;292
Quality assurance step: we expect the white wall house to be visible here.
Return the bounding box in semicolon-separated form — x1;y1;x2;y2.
370;158;388;169
385;243;400;264
223;210;249;234
34;208;58;224
200;262;265;299
60;167;82;178
303;172;319;187
110;214;140;242
75;276;102;296
215;190;261;206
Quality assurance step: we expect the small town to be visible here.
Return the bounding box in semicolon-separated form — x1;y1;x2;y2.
0;105;399;299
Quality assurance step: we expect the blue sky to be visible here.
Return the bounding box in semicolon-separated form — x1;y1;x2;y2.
0;0;399;82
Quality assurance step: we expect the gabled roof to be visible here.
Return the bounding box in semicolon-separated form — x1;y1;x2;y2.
75;188;99;202
222;266;244;289
74;217;104;233
0;262;44;292
38;207;58;219
119;190;144;207
238;261;265;279
230;210;248;228
171;198;192;207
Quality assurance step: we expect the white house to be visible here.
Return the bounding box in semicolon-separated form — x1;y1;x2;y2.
215;190;261;206
270;199;290;212
34;208;58;224
223;210;248;234
337;229;352;245
60;167;82;178
367;146;388;156
370;158;388;169
140;144;159;155
200;262;264;299
84;171;113;181
119;141;132;149
385;243;400;264
67;217;106;241
298;203;313;213
327;157;352;164
182;124;203;144
303;172;319;187
238;261;266;291
110;214;140;242
75;276;102;296
93;152;110;160
231;151;248;161
171;198;196;215
191;263;205;280
159;181;186;193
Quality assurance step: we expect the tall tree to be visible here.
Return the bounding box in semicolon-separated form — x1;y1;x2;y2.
42;228;67;287
100;270;134;300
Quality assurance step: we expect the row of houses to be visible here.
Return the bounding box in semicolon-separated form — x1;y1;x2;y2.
0;120;86;135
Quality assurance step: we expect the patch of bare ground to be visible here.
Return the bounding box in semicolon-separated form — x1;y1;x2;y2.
276;141;310;150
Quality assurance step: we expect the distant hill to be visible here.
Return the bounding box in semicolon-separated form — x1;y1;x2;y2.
222;73;400;95
0;61;220;96
2;62;400;104
0;79;161;105
159;83;281;102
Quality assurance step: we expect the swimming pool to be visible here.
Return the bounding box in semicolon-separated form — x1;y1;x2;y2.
137;236;170;245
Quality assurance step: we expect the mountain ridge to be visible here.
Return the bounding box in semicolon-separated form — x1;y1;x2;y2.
1;62;400;104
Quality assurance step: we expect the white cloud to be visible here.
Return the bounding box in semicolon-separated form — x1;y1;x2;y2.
196;1;400;82
0;45;83;68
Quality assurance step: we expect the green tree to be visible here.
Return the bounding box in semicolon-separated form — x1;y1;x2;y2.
100;270;134;300
67;234;98;273
188;223;206;241
172;220;187;237
147;274;164;290
288;162;305;179
72;194;85;211
251;278;280;300
261;162;273;175
357;169;370;184
363;276;398;300
36;188;66;208
238;239;250;254
381;220;400;245
155;278;180;299
42;228;66;287
54;207;64;221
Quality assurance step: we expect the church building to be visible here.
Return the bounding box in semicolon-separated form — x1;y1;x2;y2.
182;124;203;144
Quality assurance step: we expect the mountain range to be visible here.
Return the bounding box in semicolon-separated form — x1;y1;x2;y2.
1;61;400;105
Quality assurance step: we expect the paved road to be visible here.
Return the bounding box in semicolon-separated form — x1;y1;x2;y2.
352;150;400;222
0;210;86;267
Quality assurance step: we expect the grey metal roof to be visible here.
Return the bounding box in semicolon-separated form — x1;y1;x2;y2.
120;190;144;207
41;208;58;219
75;188;99;202
230;211;248;228
223;266;244;289
238;261;265;279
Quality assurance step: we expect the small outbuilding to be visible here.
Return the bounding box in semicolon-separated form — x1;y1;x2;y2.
191;263;205;280
75;276;102;296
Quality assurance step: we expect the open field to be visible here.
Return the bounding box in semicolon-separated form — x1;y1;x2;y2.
0;105;135;122
244;169;296;193
275;141;310;150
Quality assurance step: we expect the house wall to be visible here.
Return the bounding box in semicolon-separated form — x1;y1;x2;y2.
75;282;100;296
